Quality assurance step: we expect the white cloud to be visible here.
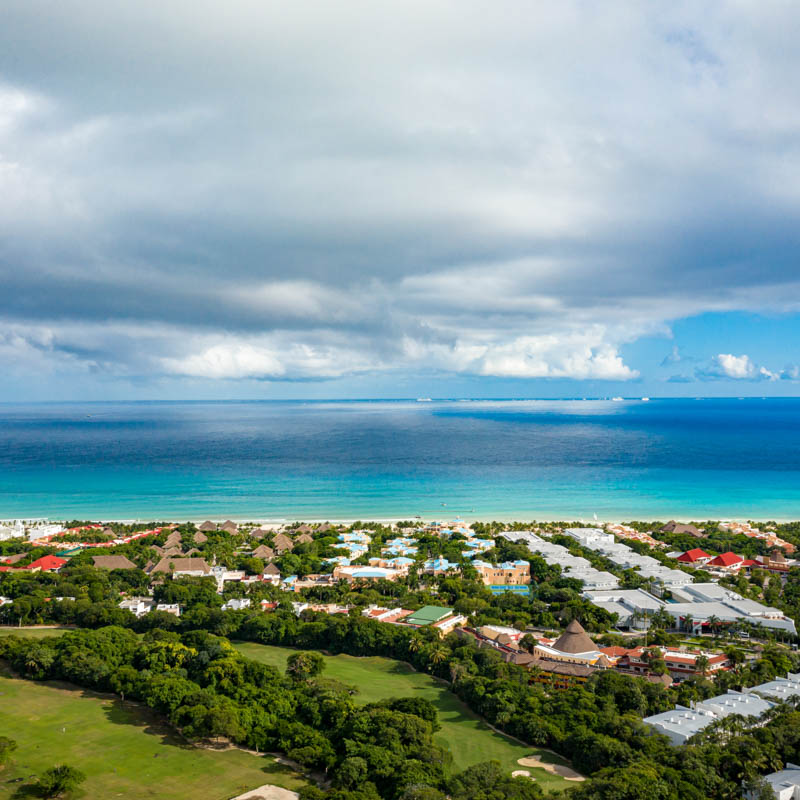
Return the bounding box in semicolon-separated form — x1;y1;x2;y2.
161;335;380;380
716;353;757;379
2;3;800;391
696;353;780;381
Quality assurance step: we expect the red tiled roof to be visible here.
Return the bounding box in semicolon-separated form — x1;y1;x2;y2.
677;548;711;563
707;551;743;567
599;646;631;657
26;555;68;571
741;559;759;567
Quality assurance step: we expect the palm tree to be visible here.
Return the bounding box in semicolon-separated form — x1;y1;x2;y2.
695;654;710;677
724;645;745;666
429;645;448;666
449;662;466;686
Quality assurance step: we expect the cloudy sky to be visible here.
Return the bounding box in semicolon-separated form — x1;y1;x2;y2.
2;1;800;400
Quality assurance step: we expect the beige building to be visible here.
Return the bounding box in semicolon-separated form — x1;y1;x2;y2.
473;559;530;586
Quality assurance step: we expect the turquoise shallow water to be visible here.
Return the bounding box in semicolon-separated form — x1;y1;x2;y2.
1;398;799;521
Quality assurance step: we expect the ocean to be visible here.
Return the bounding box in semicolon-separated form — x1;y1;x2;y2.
1;398;799;522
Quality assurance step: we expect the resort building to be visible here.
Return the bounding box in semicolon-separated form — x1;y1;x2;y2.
665;583;797;635
748;552;798;575
605;523;663;548
382;543;418;557
119;597;156;617
637;565;694;590
532;619;611;667
421;557;460;575
368;557;413;574
24;555;68;573
476;624;525;645
565;567;620;591
606;645;730;682
324;555;351;567
706;551;745;572
583;588;665;629
333;541;369;558
461;538;494;558
272;533;294;553
362;605;414;623
720;521;795;554
746;673;800;703
150;557;211;577
643;691;775;745
746;764;800;799
221;597;251;611
332;564;405;582
659;521;704;538
402;605;466;632
262;563;281;583
676;548;712;566
155;603;182;617
91;555;137;570
339;531;372;544
500;531;620;590
472;559;530;593
563;527;615;547
0;521;24;541
211;566;246;590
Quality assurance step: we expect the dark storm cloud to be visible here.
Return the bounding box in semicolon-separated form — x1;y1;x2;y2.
2;1;800;384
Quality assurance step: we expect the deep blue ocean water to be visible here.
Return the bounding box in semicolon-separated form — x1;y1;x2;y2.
1;398;799;521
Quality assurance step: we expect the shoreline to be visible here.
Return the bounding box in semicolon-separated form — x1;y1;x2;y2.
4;514;799;525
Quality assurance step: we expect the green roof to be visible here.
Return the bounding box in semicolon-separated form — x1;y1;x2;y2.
56;548;82;557
404;605;453;625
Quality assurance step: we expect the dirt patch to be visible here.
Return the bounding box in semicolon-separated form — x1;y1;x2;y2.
517;756;585;781
229;786;299;800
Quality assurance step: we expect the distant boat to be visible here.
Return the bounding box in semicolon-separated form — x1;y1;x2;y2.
416;397;432;402
612;396;624;402
641;397;650;402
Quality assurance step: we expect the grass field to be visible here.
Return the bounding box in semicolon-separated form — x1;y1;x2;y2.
234;642;576;792
0;667;306;800
0;627;72;639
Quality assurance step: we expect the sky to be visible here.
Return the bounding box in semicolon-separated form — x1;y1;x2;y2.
1;1;800;401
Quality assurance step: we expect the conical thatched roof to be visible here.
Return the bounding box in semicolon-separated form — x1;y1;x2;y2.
199;521;217;532
273;533;294;552
552;619;597;654
164;531;182;548
295;533;313;545
194;531;208;544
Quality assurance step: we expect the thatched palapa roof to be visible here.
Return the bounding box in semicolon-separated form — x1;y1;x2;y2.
552;619;598;654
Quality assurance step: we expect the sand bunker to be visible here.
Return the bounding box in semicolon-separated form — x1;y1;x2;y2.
517;756;585;781
512;769;532;778
230;786;299;800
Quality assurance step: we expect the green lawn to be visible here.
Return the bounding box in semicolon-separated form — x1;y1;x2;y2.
0;627;72;639
0;667;307;800
234;642;576;792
